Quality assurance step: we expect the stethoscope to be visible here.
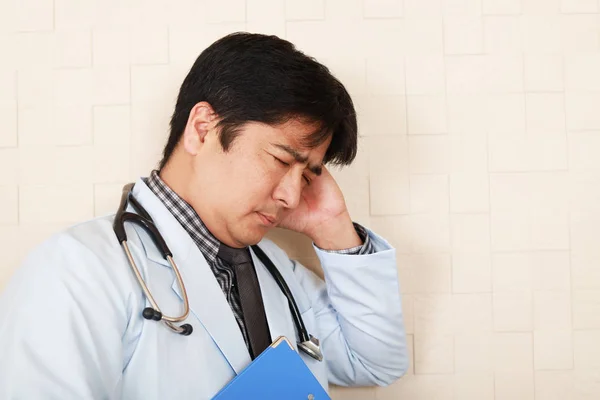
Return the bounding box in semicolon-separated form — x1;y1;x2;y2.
112;183;323;362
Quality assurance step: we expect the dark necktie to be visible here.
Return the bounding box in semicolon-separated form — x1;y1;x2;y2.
217;244;272;359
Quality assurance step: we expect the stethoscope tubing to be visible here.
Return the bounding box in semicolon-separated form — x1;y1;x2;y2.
121;241;190;324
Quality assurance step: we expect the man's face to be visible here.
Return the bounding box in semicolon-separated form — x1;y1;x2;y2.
190;119;331;248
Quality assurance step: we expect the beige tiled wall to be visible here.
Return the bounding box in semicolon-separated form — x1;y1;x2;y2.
1;0;600;398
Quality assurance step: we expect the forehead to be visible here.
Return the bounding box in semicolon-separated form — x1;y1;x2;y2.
250;119;332;152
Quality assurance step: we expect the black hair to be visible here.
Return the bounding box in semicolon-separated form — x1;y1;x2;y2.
159;32;357;170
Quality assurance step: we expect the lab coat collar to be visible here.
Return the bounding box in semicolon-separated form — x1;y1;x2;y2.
129;178;253;374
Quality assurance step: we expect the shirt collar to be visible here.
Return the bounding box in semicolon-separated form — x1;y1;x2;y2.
144;169;221;263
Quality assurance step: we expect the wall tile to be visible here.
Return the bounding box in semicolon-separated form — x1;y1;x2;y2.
526;94;565;132
574;330;600;369
566;92;600;131
357;95;407;136
484;16;522;54
92;66;130;105
246;0;285;36
442;0;481;15
495;372;535;400
0;102;17;148
453;294;493;333
560;0;598;13
19;184;94;224
523;0;561;14
444;17;483;55
524;54;564;92
54;0;94;30
414;333;454;373
452;252;492;293
572;289;600;329
205;0;246;23
0;186;18;225
454;333;493;372
414;294;453;333
493;333;534;372
453;373;494;400
565;53;600;92
410;174;449;214
19;146;94;185
363;0;403;18
0;149;18;185
560;15;599;53
451;214;490;253
449;173;489;213
404;18;444;54
483;0;522;14
405;54;446;95
493;292;534;332
54;30;92;68
409;135;450;174
407;95;446;135
94;183;127;217
535;371;575;400
445;56;485;94
534;291;572;331
15;0;53;32
405;0;443;16
285;0;325;20
483;55;524;93
130;28;169;65
522;16;562;53
366;55;405;95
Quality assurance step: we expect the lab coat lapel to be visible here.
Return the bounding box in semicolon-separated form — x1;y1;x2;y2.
170;244;252;374
130;179;252;374
250;247;298;350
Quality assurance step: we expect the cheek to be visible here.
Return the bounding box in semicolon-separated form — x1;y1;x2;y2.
230;158;278;208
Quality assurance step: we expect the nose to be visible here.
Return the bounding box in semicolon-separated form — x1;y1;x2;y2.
273;170;303;209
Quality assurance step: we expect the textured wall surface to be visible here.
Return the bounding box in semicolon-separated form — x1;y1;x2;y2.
1;0;600;398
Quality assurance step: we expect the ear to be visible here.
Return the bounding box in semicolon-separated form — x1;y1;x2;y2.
181;101;217;156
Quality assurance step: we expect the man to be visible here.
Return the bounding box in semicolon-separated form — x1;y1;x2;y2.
0;32;408;399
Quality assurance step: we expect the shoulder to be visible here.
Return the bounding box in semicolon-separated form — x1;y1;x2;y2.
25;215;122;272
6;215;136;308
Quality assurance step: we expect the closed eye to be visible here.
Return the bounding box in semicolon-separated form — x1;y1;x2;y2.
273;155;311;185
273;156;290;167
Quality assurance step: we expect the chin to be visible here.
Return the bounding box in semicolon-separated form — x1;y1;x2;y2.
234;229;266;247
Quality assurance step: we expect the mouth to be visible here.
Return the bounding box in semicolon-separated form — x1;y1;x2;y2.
257;212;277;227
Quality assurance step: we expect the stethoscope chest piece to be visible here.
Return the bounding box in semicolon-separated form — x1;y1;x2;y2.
298;335;323;362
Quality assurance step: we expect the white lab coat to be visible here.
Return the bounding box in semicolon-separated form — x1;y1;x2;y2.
0;178;408;399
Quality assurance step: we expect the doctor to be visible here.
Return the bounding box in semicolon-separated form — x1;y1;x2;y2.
0;32;408;399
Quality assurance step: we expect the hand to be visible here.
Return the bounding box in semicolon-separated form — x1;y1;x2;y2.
277;167;362;250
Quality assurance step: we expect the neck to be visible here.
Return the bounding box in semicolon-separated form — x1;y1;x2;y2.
159;157;193;204
159;156;238;248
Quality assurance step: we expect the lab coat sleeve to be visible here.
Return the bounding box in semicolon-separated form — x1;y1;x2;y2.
293;228;409;387
0;232;129;399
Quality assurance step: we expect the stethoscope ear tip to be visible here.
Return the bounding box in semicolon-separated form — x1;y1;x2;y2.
180;324;193;336
143;307;162;321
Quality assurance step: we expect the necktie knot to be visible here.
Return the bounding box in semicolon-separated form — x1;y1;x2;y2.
217;243;252;265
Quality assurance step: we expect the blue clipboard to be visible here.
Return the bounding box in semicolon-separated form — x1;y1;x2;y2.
212;336;331;400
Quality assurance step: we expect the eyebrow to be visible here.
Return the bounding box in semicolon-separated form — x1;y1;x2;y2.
273;143;323;176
